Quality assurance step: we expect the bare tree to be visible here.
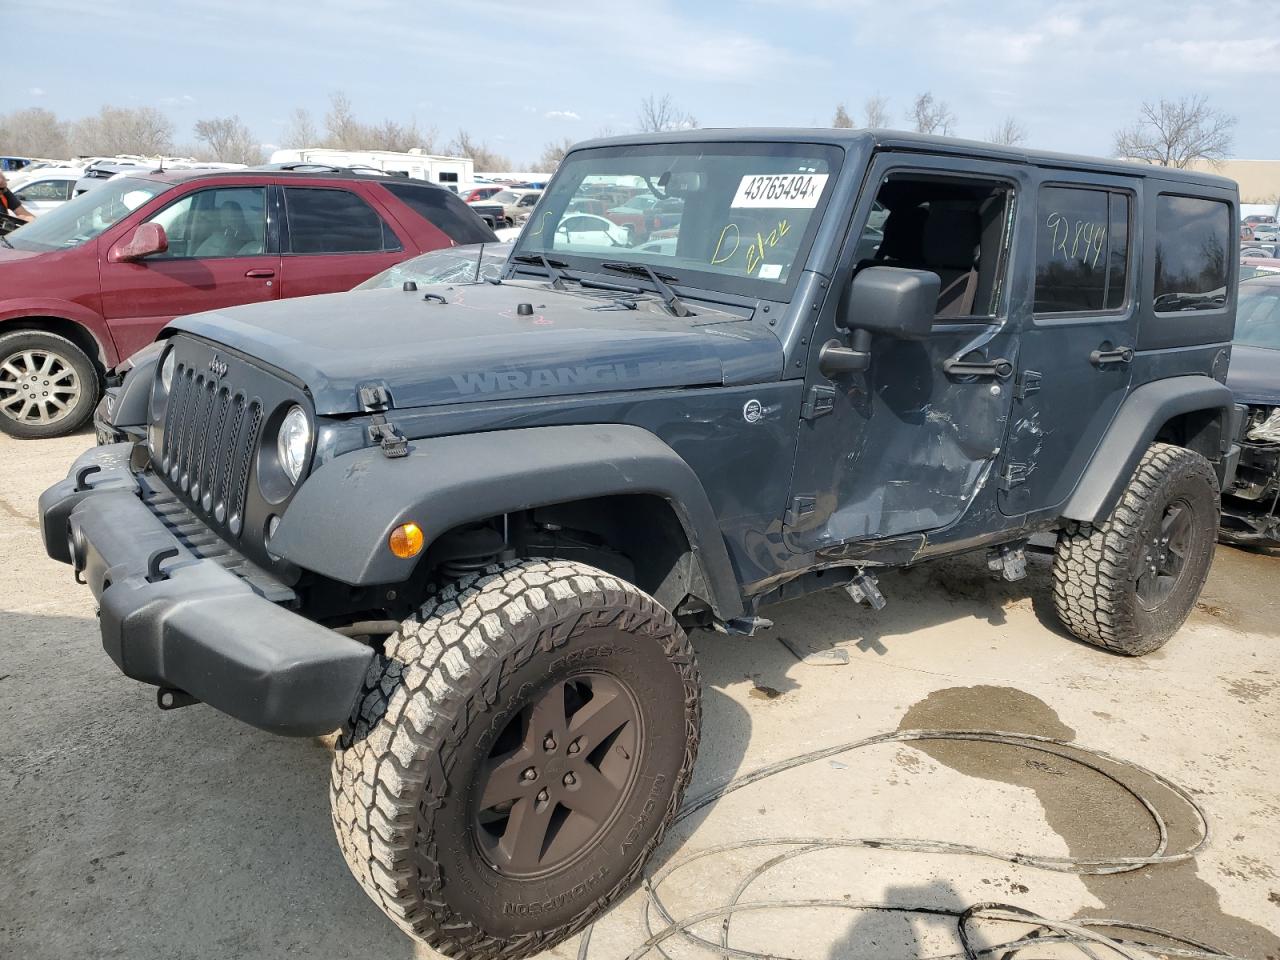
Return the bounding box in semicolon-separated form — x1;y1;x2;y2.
1114;95;1235;168
636;94;697;133
907;92;956;136
193;115;263;164
0;108;69;158
987;116;1028;146
446;130;510;172
532;137;575;173
324;91;362;149
832;103;854;129
863;95;891;129
70;105;174;156
283;107;319;148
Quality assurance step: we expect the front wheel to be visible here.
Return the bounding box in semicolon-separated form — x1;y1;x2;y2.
0;330;99;439
1053;443;1220;655
330;559;701;959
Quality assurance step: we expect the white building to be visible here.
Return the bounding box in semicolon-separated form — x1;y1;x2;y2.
268;148;474;189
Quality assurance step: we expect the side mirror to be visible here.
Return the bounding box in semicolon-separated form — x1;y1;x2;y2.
820;267;940;377
111;222;168;262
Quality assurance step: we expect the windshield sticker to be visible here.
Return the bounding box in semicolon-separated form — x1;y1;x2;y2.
757;263;783;280
731;174;828;209
711;218;791;277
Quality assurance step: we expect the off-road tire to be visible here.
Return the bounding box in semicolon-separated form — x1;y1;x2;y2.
0;329;99;439
1053;443;1219;655
330;559;701;959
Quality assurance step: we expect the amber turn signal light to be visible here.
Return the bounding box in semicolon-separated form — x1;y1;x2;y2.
388;522;424;558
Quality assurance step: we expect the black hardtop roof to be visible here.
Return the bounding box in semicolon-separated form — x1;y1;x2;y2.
571;128;1238;191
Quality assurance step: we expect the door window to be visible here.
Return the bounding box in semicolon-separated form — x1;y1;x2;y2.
854;174;1014;318
146;187;267;259
1034;186;1130;314
284;187;402;254
1153;195;1232;312
17;179;74;202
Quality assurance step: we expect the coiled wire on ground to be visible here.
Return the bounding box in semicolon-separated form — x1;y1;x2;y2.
577;730;1248;960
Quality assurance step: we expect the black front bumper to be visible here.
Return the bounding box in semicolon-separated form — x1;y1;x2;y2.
39;445;375;736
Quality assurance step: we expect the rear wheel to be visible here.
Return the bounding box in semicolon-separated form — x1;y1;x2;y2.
1053;443;1219;655
0;330;99;439
330;559;701;959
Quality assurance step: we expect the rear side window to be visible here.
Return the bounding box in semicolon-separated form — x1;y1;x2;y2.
17;179;74;201
384;182;496;244
284;187;401;254
1153;195;1232;312
1034;186;1130;314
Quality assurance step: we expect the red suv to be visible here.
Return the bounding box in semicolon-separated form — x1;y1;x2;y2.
0;167;495;438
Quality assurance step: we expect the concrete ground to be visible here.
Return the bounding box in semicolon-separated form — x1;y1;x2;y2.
2;429;1277;960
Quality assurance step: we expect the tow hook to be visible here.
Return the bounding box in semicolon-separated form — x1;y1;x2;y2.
157;688;199;711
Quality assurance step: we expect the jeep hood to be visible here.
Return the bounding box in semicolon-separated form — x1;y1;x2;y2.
1228;344;1280;406
170;282;784;415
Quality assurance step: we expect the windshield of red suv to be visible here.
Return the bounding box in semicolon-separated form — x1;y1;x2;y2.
5;176;168;252
513;141;843;299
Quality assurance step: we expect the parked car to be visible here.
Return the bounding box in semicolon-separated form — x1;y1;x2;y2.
1250;222;1279;242
0;167;495;437
0;156;32;172
549;211;633;248
1220;276;1280;545
6;166;85;215
457;184;503;203
40;129;1240;958
488;188;542;223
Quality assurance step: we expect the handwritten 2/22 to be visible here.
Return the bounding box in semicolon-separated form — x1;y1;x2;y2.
711;219;791;276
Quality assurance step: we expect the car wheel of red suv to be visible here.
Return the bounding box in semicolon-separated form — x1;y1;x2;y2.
0;330;99;440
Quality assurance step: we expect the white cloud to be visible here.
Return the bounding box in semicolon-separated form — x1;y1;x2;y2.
545;109;580;120
159;94;197;107
28;86;45;97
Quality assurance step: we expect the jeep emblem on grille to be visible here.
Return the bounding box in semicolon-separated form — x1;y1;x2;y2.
208;356;228;379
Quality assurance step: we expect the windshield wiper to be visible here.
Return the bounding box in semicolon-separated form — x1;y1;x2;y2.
600;262;692;317
510;253;569;291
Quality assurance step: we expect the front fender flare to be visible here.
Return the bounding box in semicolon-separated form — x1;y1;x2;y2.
269;424;745;619
1061;376;1235;523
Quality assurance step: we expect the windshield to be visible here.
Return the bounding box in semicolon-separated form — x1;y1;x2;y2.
513;141;843;298
1236;282;1280;349
5;177;167;252
492;191;521;203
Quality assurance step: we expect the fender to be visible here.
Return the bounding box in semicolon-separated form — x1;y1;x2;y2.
270;423;746;619
0;298;119;367
1061;376;1235;523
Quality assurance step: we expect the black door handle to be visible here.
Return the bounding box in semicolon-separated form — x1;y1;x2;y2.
1090;345;1135;367
943;354;1014;379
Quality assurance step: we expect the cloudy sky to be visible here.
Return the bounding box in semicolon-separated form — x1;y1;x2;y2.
9;0;1277;163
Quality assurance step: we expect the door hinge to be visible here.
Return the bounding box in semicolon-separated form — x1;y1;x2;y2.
1014;370;1042;400
801;384;836;420
784;495;817;526
359;384;409;459
998;462;1029;491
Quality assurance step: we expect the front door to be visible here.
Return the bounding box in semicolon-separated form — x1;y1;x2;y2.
99;185;279;359
996;171;1139;517
786;153;1024;553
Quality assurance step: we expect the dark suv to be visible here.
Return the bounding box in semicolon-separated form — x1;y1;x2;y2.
40;130;1241;958
0;167;495;438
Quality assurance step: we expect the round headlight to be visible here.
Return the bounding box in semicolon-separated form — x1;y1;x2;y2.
159;349;176;393
277;405;311;484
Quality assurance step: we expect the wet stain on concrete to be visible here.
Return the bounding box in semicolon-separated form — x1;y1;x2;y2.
898;685;1280;960
0;496;38;530
1225;674;1278;704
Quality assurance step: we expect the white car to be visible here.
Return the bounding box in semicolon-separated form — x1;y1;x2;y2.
6;166;85;215
1251;223;1279;242
552;212;631;250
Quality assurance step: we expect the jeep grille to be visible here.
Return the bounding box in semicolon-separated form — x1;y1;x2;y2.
159;362;263;538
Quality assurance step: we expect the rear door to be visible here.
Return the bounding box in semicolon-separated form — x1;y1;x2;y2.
275;185;408;297
997;170;1140;517
98;184;279;359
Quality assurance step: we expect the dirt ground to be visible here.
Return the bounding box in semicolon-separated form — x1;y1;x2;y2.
2;428;1277;960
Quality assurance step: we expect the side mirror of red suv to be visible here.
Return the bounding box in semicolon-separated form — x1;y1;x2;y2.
111;222;168;262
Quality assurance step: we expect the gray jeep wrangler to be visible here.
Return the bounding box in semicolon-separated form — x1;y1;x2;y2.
40;130;1242;958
